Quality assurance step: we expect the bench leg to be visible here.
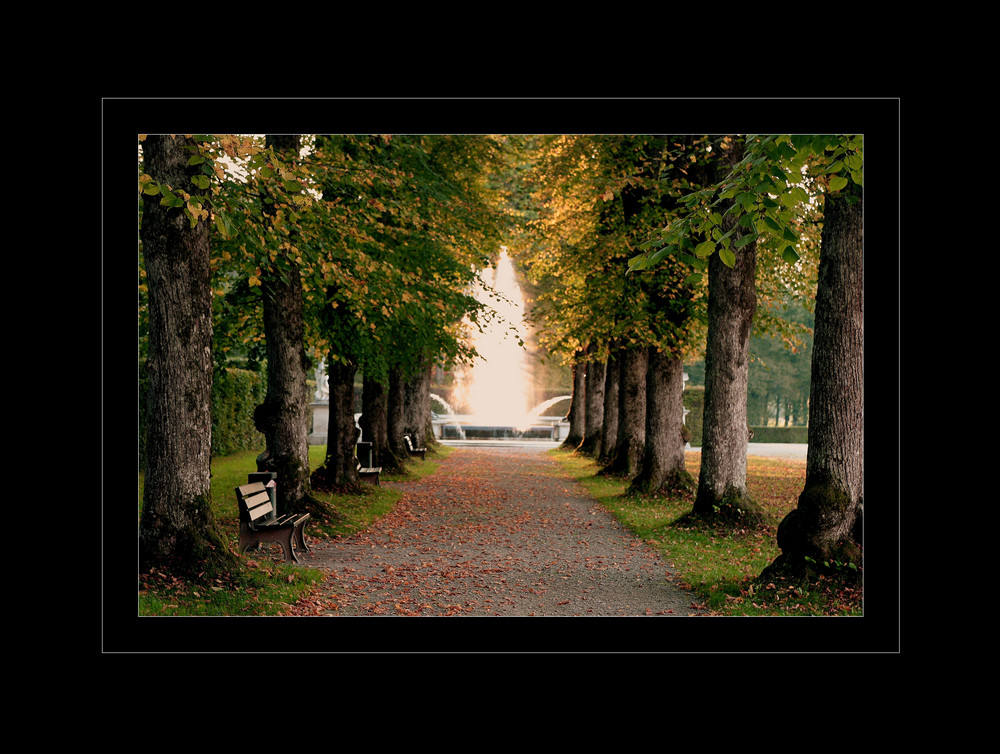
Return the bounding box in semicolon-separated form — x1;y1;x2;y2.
277;531;298;563
240;524;299;563
293;521;310;553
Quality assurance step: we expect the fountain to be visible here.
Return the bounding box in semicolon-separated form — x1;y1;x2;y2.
430;392;466;440
310;250;570;446
438;250;568;444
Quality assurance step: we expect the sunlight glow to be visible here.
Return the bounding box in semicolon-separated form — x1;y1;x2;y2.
453;249;535;430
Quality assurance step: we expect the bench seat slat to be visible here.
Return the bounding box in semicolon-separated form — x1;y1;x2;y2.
270;512;310;527
237;482;268;496
244;490;273;509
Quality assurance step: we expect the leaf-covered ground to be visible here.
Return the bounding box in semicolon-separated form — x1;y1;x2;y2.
287;445;704;620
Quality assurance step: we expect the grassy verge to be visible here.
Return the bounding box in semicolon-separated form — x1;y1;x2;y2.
547;448;862;617
138;444;452;616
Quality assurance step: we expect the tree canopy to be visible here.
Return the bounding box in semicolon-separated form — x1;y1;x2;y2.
140;134;514;384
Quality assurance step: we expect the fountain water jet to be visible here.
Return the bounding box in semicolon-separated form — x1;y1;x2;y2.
448;249;539;438
430;392;466;439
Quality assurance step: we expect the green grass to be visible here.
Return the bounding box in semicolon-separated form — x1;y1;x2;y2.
547;448;862;617
138;444;452;616
138;442;860;617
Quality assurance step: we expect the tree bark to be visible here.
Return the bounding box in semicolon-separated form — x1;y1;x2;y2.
692;140;765;525
601;345;646;477
578;347;606;457
561;358;586;450
361;373;403;472
387;366;410;465
597;343;621;467
312;358;361;491
139;135;234;577
629;347;692;495
765;183;864;580
253;134;322;517
404;363;434;446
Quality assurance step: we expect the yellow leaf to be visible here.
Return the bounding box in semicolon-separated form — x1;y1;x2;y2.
249;275;261;287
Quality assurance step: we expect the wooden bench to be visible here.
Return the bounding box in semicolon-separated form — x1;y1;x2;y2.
357;460;382;486
235;481;310;563
404;433;426;460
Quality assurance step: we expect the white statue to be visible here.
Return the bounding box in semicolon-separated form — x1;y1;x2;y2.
314;359;330;401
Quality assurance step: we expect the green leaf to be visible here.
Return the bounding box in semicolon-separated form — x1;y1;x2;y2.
695;240;715;258
779;189;803;208
829;175;849;192
192;174;210;190
648;249;668;266
214;213;233;238
719;248;736;268
683;273;704;286
734;232;756;249
777;142;796;160
628;254;648;271
679;253;707;270
159;191;183;208
781;247;800;264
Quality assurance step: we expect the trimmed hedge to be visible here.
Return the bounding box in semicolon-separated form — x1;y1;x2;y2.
683;385;705;447
747;425;809;444
682;386;806;445
139;365;267;469
211;367;268;457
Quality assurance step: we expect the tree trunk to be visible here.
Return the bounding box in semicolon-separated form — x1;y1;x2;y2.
597;344;621;467
361;373;403;472
765;183;864;580
629;347;692;495
253;134;322;517
692;141;765;525
312;359;361;491
139;135;235;577
601;346;646;477
561;358;586;450
387;366;409;465
404;364;434;446
578;348;606;457
253;261;315;511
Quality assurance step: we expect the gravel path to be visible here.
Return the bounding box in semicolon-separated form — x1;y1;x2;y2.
289;444;703;618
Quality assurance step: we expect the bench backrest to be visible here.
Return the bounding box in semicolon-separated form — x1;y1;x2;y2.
405;435;416;450
235;481;274;525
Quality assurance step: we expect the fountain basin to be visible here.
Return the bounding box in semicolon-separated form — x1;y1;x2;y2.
432;413;569;442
